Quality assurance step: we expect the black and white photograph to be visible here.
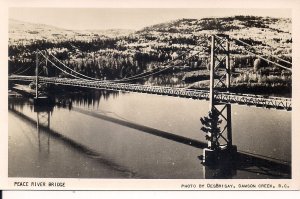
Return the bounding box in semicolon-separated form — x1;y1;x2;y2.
1;0;300;190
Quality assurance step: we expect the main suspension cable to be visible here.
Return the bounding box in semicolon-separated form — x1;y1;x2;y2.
38;51;87;80
229;35;292;65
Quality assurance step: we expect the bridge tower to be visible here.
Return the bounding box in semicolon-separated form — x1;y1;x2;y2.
34;50;50;105
35;51;39;99
201;34;237;165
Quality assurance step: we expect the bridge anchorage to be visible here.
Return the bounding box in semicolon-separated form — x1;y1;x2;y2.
200;34;237;166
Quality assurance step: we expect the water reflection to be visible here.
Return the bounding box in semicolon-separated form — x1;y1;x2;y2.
144;73;187;88
51;89;120;110
132;72;189;88
9;103;138;178
34;106;52;154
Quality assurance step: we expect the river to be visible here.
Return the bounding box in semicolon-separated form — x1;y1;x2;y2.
8;88;291;179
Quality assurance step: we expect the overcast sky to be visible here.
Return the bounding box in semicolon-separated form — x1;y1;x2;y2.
9;8;291;30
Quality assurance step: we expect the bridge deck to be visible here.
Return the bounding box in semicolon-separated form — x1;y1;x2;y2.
9;75;292;111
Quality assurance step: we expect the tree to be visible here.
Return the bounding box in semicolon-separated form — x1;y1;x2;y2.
253;58;261;72
200;108;222;150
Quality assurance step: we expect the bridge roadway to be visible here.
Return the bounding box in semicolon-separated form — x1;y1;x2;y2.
9;75;292;111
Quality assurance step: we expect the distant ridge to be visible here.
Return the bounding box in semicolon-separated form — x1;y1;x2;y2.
9;18;135;45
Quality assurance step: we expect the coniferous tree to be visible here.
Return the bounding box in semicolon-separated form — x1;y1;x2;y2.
200;108;222;150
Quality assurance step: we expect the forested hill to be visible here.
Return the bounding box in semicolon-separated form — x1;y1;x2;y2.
133;16;291;56
140;16;291;34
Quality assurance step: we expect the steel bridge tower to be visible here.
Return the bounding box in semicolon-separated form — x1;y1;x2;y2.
34;50;50;105
201;34;237;165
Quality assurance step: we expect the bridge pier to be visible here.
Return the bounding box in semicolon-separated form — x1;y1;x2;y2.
34;96;51;105
202;147;237;178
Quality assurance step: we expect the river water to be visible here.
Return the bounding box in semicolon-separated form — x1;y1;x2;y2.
8;88;291;179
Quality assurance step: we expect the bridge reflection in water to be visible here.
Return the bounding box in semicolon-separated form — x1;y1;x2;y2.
8;96;291;179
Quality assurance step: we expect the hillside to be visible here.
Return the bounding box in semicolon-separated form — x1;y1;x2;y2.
9;19;134;45
132;16;292;56
9;16;292;56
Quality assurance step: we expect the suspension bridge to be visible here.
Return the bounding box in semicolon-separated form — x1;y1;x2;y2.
9;75;291;111
8;34;292;111
8;34;292;165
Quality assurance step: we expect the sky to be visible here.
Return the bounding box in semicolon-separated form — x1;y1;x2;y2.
9;8;291;30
